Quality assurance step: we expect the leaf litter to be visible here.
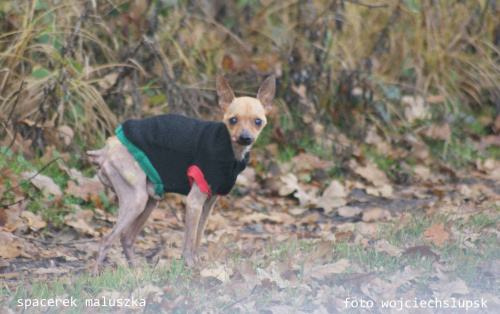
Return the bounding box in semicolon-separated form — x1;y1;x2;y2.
1;140;500;312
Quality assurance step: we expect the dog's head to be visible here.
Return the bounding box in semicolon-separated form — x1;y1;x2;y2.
216;73;275;147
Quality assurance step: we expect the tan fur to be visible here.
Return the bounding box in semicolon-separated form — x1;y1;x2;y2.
87;73;275;275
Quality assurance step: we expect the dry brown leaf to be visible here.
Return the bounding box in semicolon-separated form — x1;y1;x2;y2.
20;211;46;230
362;208;391;222
413;165;431;181
376;240;403;257
337;206;363;218
240;212;294;225
291;153;333;173
353;161;389;187
307;259;350;280
132;283;164;304
160;230;184;248
423;222;450;247
317;180;347;214
403;246;440;261
424;124;452;141
205;212;229;232
366;184;393;198
56;125;74;146
360;277;405;302
0;208;7;227
200;264;232;283
402;95;429;123
63;208;98;236
65;180;102;202
294;186;318;207
34;267;69;274
279;173;299;196
0;232;24;259
310;240;334;261
426;94;446;103
256;267;290;289
21;171;62;197
430;278;469;300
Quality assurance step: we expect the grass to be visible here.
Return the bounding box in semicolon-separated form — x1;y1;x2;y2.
2;0;499;162
1;206;498;311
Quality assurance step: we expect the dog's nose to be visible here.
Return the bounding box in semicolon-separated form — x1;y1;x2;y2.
237;134;253;146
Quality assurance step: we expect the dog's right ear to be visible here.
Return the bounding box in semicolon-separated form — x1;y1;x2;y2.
216;72;235;112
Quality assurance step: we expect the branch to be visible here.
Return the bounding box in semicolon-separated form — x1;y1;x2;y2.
344;0;388;9
0;157;68;207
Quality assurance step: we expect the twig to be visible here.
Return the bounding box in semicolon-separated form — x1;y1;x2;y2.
344;0;388;8
221;285;257;311
0;81;24;141
0;157;67;207
104;38;146;97
19;236;97;245
164;199;180;223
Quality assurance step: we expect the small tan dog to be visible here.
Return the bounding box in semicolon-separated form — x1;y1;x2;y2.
87;73;275;274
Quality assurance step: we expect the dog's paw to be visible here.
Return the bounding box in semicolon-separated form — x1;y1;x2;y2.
184;253;200;268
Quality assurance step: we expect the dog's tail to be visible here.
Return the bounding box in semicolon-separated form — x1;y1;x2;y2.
86;149;105;167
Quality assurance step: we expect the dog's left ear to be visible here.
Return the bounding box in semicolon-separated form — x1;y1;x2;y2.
216;72;235;112
257;75;276;114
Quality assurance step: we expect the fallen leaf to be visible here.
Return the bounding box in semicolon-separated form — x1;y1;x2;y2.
306;259;350;280
366;184;393;198
20;171;62;197
337;206;363;218
0;208;7;226
376;240;403;257
0;232;24;258
402;95;429;123
361;277;404;302
317;180;347;214
63;208;99;236
279;173;300;196
403;246;440;261
354;161;389;187
200;264;232;283
20;211;47;230
424;124;452;141
34;267;69;274
132;283;164;302
430;278;469;300
65;180;102;202
57;125;74;146
423;222;450;247
362;208;391;222
413;165;431;181
256;267;290;289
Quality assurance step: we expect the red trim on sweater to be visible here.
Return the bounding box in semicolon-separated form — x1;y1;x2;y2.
187;165;212;195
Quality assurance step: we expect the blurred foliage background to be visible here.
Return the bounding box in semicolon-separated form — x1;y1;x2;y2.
1;0;499;171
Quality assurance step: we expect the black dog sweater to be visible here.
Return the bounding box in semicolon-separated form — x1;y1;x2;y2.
115;114;249;196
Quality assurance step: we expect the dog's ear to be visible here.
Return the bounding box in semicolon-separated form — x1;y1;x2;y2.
216;72;235;112
257;75;276;113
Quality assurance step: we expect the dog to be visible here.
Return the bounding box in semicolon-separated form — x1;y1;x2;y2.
87;73;275;274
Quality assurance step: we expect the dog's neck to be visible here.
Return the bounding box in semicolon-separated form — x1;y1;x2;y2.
231;142;251;161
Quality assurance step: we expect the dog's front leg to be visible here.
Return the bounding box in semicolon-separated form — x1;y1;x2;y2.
194;195;219;255
183;182;208;267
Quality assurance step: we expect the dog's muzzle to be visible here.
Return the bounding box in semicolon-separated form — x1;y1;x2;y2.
237;134;253;146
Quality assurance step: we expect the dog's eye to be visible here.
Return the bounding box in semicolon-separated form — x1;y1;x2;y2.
254;118;262;127
229;117;237;125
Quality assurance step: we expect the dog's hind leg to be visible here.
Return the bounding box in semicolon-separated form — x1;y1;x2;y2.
120;196;158;267
93;189;148;275
91;137;150;275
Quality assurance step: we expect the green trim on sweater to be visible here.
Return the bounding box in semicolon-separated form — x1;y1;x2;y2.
115;125;164;195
